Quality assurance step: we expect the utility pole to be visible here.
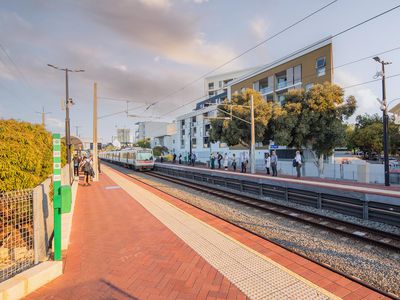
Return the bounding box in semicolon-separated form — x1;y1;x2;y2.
250;95;256;174
93;82;99;182
74;126;81;137
47;64;84;183
36;106;50;127
373;57;391;186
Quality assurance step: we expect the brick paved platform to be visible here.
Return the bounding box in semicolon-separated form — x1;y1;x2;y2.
25;173;246;300
26;165;388;299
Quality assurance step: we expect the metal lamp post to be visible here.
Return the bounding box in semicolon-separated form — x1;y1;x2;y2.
47;64;85;182
373;56;391;186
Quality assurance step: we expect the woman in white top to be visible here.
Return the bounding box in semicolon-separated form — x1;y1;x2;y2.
265;153;271;175
223;153;229;170
294;150;302;178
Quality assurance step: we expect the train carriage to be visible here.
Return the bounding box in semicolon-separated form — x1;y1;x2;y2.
99;148;154;171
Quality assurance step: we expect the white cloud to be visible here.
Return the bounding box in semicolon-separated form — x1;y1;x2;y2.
46;117;64;130
153;56;160;62
250;17;268;41
335;69;380;119
139;0;171;10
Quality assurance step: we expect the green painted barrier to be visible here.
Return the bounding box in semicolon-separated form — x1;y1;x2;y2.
52;133;62;261
60;185;72;214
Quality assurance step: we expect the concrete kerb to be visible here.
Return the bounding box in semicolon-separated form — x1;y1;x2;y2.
0;178;79;299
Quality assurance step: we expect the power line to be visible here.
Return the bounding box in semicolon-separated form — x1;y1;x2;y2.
0;43;31;88
156;4;400;118
98;103;148;119
144;0;339;111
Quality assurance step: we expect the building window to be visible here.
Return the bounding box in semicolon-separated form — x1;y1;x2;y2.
181;119;185;126
294;65;302;84
181;129;185;136
208;82;214;90
173;139;175;144
181;139;185;148
203;137;210;148
191;116;196;123
192;138;197;148
208;91;214;96
275;71;287;90
219;81;222;88
316;57;326;77
192;127;197;135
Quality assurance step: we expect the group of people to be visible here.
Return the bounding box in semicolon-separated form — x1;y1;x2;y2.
73;154;100;186
168;149;304;178
264;150;304;178
172;152;197;166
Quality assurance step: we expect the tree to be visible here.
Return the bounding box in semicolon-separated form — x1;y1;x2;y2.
153;146;168;157
273;82;356;177
135;138;151;148
351;113;400;157
210;89;280;147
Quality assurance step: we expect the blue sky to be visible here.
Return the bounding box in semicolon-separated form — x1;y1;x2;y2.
0;0;400;143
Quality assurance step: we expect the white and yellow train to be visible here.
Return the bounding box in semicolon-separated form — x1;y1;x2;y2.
99;148;154;171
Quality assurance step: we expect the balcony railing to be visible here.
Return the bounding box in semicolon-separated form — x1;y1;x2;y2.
260;87;273;95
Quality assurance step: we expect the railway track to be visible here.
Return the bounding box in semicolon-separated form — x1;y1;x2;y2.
104;162;400;299
145;170;400;253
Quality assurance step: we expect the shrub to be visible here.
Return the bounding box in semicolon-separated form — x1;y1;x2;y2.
0;120;65;192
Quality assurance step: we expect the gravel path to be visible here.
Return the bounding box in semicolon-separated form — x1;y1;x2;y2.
117;167;400;296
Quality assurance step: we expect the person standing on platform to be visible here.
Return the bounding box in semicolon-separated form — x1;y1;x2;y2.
191;153;196;166
178;153;182;164
210;152;215;169
173;153;177;163
184;153;188;165
265;153;271;175
271;150;278;177
232;153;237;171
73;154;80;177
160;153;164;163
217;152;222;169
223;153;229;170
294;150;303;178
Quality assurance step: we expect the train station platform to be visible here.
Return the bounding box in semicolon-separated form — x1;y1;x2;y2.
25;165;387;299
155;162;400;198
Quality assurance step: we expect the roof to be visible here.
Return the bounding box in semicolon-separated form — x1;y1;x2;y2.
228;36;332;87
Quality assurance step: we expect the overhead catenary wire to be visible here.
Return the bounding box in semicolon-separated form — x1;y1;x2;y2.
156;4;400;118
143;0;339;111
99;0;339;119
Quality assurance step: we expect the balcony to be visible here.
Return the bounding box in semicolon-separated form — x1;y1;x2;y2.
259;86;273;95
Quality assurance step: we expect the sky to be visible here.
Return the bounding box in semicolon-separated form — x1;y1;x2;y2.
0;0;400;143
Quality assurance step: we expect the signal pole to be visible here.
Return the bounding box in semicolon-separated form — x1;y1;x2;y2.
250;95;256;174
36;107;50;127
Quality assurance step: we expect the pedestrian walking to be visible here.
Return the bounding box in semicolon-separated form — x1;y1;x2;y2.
178;154;182;164
82;156;92;186
210;152;215;169
294;150;303;178
173;153;177;163
265;153;271;175
217;152;222;169
270;151;278;177
160;153;164;163
232;153;237;171
73;154;80;177
191;153;196;166
223;153;229;170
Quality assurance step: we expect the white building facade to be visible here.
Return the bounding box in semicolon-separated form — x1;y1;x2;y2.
135;121;177;151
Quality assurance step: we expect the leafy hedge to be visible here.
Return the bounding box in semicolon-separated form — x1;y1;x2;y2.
0;120;66;192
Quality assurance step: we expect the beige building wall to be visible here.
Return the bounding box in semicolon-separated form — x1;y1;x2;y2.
230;42;333;98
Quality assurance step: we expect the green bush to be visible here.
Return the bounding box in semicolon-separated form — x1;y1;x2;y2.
0;119;65;192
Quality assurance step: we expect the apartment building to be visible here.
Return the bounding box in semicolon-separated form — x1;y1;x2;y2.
204;67;258;97
175;93;228;160
135;121;177;150
227;37;333;103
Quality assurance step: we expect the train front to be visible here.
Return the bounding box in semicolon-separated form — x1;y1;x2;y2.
136;149;154;170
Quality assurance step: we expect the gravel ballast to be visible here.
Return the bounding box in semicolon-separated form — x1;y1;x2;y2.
116;166;400;297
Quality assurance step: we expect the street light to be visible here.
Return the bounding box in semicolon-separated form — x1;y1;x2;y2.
48;64;85;182
373;56;391;186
